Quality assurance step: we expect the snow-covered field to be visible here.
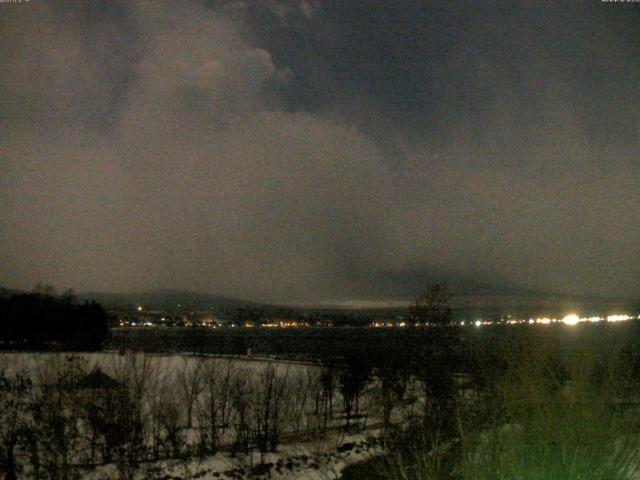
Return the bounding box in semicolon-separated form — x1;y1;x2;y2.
0;352;402;479
84;431;382;480
0;352;311;381
6;348;635;479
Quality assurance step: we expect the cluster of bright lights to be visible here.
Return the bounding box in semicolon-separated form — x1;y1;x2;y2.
471;320;494;327
461;313;638;327
560;314;636;326
372;321;407;327
122;321;155;327
262;320;310;328
369;314;640;328
561;314;580;326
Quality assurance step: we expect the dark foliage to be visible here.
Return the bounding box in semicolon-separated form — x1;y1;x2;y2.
0;293;108;350
338;352;373;430
408;282;453;325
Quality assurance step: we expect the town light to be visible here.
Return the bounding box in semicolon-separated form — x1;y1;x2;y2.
561;314;580;326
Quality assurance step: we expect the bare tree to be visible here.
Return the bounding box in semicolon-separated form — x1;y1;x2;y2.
108;353;157;461
229;371;253;457
108;354;155;405
0;373;34;480
376;362;408;434
408;282;453;326
216;360;236;434
288;370;312;438
338;354;372;432
251;365;293;463
31;356;85;480
32;283;56;296
176;357;205;429
299;368;322;435
75;373;138;477
146;369;172;461
319;363;338;434
196;359;225;454
153;392;183;458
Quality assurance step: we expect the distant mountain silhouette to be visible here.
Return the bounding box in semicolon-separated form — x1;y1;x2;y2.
76;289;260;310
324;265;638;316
345;268;515;299
1;280;636;319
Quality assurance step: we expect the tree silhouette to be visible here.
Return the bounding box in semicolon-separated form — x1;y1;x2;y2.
339;353;372;431
0;293;108;350
408;282;453;326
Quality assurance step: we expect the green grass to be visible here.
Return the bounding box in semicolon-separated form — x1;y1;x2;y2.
348;336;640;480
460;345;640;480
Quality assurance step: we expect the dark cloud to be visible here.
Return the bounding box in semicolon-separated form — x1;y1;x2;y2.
1;1;638;302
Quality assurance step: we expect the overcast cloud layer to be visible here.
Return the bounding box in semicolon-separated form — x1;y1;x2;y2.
1;1;639;302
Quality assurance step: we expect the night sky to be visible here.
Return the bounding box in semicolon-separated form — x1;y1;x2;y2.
1;1;639;303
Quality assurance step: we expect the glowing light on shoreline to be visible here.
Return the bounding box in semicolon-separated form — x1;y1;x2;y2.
562;314;580;326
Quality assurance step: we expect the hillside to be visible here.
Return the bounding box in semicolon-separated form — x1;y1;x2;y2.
77;289;260;310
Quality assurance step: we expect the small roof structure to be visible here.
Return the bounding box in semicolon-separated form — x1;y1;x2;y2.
75;368;123;390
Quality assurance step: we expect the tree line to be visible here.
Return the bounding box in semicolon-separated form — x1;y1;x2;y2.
0;291;109;350
0;347;465;479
